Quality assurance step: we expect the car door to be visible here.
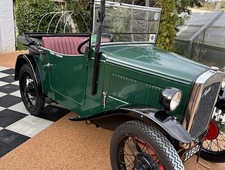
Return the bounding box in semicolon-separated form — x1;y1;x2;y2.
46;52;87;105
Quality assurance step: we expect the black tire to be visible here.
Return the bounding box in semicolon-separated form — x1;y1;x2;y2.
200;108;225;162
110;120;184;170
19;64;45;115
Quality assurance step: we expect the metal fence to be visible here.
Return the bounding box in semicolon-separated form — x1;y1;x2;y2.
175;10;225;69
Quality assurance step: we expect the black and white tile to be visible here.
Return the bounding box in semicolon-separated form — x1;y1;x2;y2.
0;66;70;157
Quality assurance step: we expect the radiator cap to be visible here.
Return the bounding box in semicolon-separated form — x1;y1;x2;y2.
211;66;219;71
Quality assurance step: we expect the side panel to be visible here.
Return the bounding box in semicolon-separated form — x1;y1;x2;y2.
37;49;107;117
103;62;191;121
44;51;87;105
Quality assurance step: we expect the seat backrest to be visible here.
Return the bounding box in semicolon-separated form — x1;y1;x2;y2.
42;36;87;55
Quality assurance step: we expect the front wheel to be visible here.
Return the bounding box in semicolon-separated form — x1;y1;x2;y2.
110;120;184;170
19;64;45;115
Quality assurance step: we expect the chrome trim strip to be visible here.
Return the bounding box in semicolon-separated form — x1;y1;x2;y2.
182;70;224;137
108;95;129;104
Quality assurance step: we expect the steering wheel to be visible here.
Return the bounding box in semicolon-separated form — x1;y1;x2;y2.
77;37;90;54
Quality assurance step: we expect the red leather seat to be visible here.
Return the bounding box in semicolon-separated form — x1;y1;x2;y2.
42;36;87;55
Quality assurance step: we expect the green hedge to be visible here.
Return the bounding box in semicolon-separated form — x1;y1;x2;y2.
16;0;59;34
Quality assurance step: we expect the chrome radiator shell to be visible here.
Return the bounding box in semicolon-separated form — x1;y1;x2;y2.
182;70;224;139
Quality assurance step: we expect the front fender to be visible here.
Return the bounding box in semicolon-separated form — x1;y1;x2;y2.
115;105;192;144
69;104;193;143
215;88;225;112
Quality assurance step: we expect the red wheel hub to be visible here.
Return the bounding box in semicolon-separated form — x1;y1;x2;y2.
204;120;219;140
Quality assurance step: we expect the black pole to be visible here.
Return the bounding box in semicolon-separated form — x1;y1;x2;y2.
91;0;105;95
88;0;95;60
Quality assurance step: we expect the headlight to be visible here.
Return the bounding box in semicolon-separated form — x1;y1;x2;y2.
221;76;225;88
159;87;182;112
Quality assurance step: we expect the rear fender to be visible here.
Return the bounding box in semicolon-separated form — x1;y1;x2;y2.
110;105;192;144
14;54;43;94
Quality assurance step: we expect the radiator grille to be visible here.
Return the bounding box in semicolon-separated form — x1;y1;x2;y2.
190;82;220;137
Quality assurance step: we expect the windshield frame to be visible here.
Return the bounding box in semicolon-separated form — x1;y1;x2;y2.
92;0;162;48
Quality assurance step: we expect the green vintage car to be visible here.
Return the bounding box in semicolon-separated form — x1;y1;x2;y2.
15;0;225;169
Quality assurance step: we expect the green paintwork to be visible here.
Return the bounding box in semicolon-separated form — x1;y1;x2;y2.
37;43;209;122
100;44;208;84
100;44;208;121
47;51;87;105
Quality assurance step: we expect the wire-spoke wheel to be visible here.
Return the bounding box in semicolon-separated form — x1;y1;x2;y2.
110;120;184;170
19;64;45;115
201;107;225;162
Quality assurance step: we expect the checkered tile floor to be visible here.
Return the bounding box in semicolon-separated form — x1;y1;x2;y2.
0;66;70;157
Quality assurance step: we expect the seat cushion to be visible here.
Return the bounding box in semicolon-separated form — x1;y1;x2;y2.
42;37;87;55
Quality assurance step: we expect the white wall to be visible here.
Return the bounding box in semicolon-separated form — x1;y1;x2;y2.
0;0;15;52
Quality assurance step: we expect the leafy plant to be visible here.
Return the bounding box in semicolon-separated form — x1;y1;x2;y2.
16;0;59;35
156;0;177;51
